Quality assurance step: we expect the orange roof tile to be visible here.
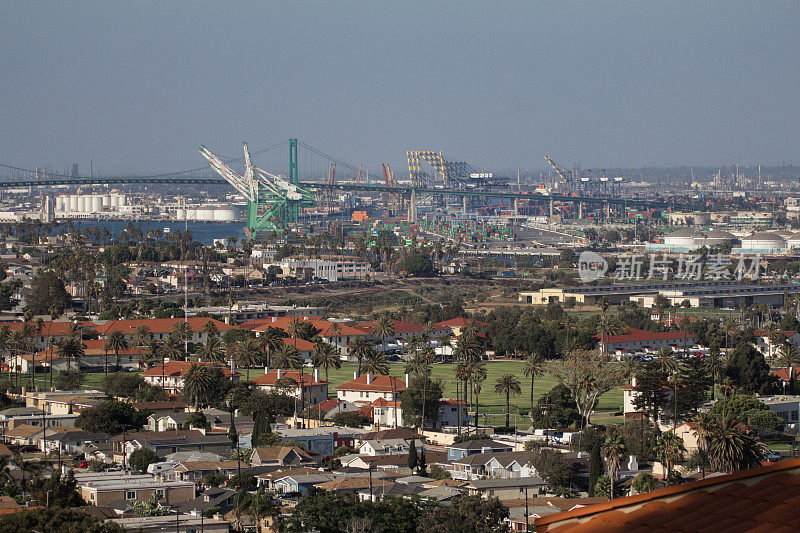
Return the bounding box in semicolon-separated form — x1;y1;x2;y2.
535;458;800;532
251;316;368;337
140;360;239;377
94;317;230;335
252;369;328;387
335;374;407;393
436;317;489;328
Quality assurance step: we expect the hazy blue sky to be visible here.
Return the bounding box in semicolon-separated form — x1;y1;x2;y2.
2;1;798;176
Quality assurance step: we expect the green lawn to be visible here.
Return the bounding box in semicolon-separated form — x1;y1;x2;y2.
321;360;623;426
16;360;624;429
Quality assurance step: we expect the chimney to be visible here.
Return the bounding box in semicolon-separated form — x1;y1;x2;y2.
354;371;358;380
230;358;236;374
277;369;283;379
264;366;270;375
405;373;410;387
314;368;319;382
366;374;372;385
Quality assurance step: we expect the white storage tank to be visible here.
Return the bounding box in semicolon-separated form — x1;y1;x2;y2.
110;195;120;209
787;232;800;250
175;208;186;221
78;196;87;213
213;208;239;222
91;195;102;213
69;195;79;212
740;232;787;252
102;195;111;207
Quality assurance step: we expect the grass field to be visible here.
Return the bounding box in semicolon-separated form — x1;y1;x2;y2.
14;360;625;428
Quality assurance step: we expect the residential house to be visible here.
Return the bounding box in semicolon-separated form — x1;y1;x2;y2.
252;368;329;407
753;329;800;359
276;426;367;457
251;316;370;359
112;430;232;464
141;361;240;394
435;317;489;338
132;400;188;417
336;373;408;406
174;486;237;516
359;438;414;456
94;317;231;345
173;460;248;483
274;473;336;494
451;451;539;481
466;476;546;499
0;320;96;351
598;328;698;354
446;439;514;462
75;471;195;507
40;429;108;455
23;389;106;415
250;446;315;467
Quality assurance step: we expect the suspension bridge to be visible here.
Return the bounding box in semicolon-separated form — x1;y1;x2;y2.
0;139;689;232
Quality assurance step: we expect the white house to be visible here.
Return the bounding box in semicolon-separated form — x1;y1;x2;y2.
336;373;408;406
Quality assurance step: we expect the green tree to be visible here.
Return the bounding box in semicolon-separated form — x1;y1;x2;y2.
312;341;340;382
588;444;602;497
330;411;372;428
709;394;784;433
725;343;774;394
187;411;208;429
494;373;522;428
408;439;419;472
183;363;214;410
27;271;71;315
401;375;444;429
235;338;261;381
129;448;160;473
101;373;146;399
0;507;122;532
632;471;657;494
54;369;84;391
349;336;373;377
104;330;129;375
523;353;546;422
75;400;148;434
601;431;627;499
707;415;765;473
417;495;509;533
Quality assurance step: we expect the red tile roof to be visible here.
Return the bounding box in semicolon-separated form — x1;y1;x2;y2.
250;317;368;337
94;317;231;335
0;320;96;335
356;319;426;334
599;328;697;344
35;339;140;358
252;369;328;386
140;360;239;377
772;367;798;381
335;374;408;393
535;458;800;532
436;317;489;329
280;337;316;352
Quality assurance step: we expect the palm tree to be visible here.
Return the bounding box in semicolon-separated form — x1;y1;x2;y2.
55;338;84;374
656;432;685;480
202;320;219;339
597;313;622;356
134;325;151;370
104;331;129;375
722;318;740;350
226;292;238;324
362;348;389;377
183;364;213;410
601;432;627;498
469;361;487;431
706;344;723;400
349;336;373;377
523;353;546;422
287;318;307;424
198;336;226;365
707;415;765;473
494;373;522;428
158;336;183;394
372;314;395;362
172;321;193;357
0;325;10;384
779;339;799;390
236;338;261;381
313;342;340;382
406;347;434;430
272;344;302;371
691;413;717;479
259;327;285;371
